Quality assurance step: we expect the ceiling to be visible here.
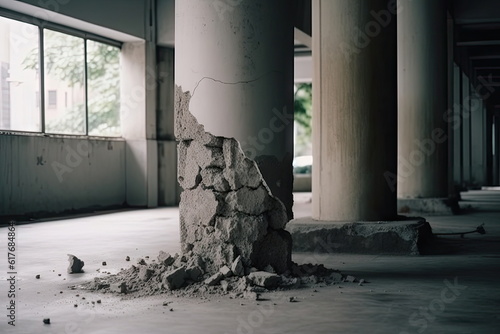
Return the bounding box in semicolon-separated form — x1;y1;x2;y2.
453;0;500;111
292;0;500;112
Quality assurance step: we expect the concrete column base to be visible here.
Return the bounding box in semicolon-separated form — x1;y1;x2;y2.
286;217;433;255
397;198;459;215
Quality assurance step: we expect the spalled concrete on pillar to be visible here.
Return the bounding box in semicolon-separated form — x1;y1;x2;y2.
286;217;433;255
397;198;459;215
175;85;292;275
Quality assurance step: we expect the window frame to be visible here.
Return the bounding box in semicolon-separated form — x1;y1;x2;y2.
0;7;122;137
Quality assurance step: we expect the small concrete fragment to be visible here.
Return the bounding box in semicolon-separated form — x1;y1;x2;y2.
220;265;232;277
157;251;175;266
220;280;229;292
329;272;343;282
186;255;205;272
67;254;84;274
243;291;260;300
345;275;357;283
231;256;245;277
162;267;187;290
204;272;224;286
138;266;154;282
110;282;127;294
248;271;282;289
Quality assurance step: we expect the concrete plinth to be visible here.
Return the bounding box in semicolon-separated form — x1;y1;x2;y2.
397;198;459;215
286;217;433;255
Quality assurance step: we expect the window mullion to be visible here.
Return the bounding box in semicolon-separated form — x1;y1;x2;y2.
40;27;45;133
84;39;89;136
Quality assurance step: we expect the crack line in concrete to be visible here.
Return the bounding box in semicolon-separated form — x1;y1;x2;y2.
191;70;283;99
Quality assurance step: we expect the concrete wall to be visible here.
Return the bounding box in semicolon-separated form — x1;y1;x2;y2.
0;135;126;216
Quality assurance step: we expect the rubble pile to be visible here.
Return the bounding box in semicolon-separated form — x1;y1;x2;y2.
80;251;353;299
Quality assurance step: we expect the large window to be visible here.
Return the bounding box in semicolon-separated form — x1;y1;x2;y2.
0;16;40;132
0;14;121;136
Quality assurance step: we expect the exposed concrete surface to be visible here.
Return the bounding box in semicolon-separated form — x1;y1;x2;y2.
287;218;433;255
175;0;294;219
397;198;459;215
175;86;291;274
1;191;499;333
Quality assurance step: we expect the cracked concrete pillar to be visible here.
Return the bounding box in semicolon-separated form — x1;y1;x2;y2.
312;0;398;221
397;0;448;200
175;0;294;219
174;0;294;274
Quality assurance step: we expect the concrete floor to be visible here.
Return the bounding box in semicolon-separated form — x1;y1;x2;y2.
1;190;500;334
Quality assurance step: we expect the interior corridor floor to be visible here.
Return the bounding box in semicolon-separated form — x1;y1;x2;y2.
1;190;499;334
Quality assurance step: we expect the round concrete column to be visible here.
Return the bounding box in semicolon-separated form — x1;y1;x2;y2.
397;0;448;199
312;0;398;221
175;0;294;218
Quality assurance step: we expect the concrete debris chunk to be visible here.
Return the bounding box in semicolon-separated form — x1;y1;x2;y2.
157;251;175;266
345;275;357;283
137;258;147;265
219;265;233;277
110;282;127;294
329;272;343;282
138;266;155;282
243;291;260;300
300;275;318;285
204;272;224;286
186;255;205;272
220;280;229;292
280;276;300;289
248;271;282;289
231;256;245;277
186;266;203;281
162;267;187;290
67;254;84;274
